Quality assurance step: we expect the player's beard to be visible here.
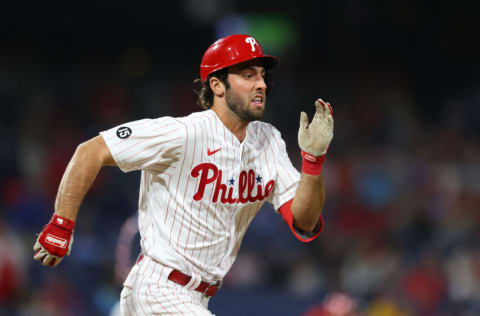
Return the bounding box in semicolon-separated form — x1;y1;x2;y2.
225;88;265;122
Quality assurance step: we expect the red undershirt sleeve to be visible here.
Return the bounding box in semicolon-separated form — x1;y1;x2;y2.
278;199;324;242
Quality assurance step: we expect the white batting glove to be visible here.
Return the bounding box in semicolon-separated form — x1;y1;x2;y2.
298;98;334;156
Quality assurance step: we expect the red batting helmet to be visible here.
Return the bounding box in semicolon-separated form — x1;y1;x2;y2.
200;34;279;82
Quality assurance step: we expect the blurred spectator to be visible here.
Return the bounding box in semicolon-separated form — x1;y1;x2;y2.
0;220;26;313
302;292;360;316
401;251;447;314
366;296;408;316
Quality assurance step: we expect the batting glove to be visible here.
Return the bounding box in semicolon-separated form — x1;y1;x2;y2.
33;214;75;267
298;99;334;175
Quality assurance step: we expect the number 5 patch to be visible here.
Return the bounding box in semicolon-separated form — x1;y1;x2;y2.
116;127;132;139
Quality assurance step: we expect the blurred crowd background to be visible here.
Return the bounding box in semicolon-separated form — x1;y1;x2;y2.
1;1;479;315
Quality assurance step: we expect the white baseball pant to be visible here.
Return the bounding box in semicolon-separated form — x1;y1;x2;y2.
120;255;215;316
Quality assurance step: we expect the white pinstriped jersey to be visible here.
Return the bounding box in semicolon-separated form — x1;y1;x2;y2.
100;109;300;283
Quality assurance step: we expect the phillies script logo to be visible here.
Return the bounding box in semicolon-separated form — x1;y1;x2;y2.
191;163;275;204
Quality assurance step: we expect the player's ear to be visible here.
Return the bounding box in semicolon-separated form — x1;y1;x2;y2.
209;76;225;97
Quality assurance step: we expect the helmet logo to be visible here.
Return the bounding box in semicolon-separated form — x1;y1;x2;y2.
245;37;257;52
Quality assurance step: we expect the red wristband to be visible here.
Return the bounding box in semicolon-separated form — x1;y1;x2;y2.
301;151;326;176
49;214;75;231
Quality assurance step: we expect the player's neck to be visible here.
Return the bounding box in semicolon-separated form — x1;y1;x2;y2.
211;104;248;142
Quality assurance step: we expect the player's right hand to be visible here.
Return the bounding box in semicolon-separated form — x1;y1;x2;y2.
298;98;334;156
33;214;75;267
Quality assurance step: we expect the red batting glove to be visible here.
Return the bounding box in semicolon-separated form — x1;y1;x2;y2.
33;214;75;267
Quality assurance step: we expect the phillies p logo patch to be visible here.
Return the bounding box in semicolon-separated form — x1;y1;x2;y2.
245;37;257;52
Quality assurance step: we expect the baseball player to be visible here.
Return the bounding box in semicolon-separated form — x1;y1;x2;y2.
33;34;334;315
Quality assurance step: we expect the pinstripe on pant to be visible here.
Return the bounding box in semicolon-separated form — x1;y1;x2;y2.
120;255;215;316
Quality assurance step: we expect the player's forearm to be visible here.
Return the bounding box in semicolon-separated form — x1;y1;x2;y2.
54;136;114;221
292;98;333;232
291;173;325;232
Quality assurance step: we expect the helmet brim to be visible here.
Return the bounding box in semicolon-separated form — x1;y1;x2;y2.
259;55;280;70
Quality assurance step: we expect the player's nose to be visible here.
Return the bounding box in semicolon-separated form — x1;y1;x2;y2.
255;75;267;92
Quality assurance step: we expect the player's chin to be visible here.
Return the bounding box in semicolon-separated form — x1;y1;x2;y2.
248;106;265;119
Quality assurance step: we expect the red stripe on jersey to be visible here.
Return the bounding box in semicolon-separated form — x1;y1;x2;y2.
233;203;253;257
230;131;235;171
205;112;223;266
189;119;206;259
109;121;177;149
168;119;189;246
123;137;182;165
267;128;295;184
259;127;286;188
141;173;152;254
103;119;152;143
115;128;178;156
178;121;198;253
206;115;216;163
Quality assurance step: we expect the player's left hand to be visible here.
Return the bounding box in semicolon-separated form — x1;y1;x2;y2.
33;214;75;267
298;98;334;156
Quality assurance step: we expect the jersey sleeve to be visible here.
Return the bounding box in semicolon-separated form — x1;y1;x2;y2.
266;127;301;210
100;117;185;173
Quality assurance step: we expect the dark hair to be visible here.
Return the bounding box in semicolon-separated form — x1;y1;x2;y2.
193;68;229;110
193;67;273;110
